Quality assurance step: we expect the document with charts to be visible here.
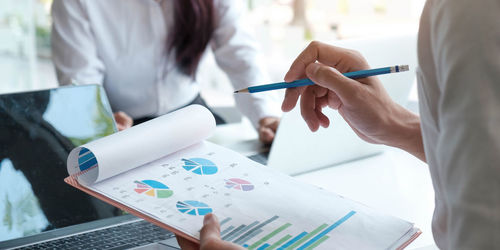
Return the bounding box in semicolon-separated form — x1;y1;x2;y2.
65;105;420;250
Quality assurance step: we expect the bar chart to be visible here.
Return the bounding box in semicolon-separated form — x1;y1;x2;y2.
78;147;98;171
217;211;356;250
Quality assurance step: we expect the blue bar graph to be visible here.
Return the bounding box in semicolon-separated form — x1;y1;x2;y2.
233;216;279;244
221;225;235;236
277;232;307;250
223;225;247;241
297;211;356;250
235;220;260;240
257;243;270;250
238;229;264;246
225;221;260;243
219;211;356;249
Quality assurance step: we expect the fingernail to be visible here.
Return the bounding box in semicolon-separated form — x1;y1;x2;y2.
203;214;213;225
306;63;321;76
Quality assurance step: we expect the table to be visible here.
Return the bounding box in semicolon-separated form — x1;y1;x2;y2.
208;121;438;249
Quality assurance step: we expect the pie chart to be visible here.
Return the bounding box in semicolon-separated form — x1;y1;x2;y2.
181;158;218;175
134;180;173;198
176;200;213;216
225;178;254;191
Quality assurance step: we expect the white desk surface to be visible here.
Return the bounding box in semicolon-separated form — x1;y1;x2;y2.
209;122;438;249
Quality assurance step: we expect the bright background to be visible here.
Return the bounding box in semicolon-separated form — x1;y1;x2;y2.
0;0;425;101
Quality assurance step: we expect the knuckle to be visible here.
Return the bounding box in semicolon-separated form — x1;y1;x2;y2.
348;49;362;57
346;49;370;67
307;40;323;52
258;128;266;136
309;40;320;48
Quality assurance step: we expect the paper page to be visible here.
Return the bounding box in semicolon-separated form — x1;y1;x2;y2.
66;105;215;185
89;141;416;250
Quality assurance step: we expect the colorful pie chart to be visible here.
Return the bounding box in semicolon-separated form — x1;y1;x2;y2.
225;178;255;191
182;158;218;175
134;180;173;198
176;200;213;216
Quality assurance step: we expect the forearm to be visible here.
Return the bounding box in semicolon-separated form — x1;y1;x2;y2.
385;104;426;162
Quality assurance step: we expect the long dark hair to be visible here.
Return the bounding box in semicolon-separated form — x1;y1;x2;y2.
168;0;215;77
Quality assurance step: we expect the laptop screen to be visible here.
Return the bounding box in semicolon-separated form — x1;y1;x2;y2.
0;85;121;242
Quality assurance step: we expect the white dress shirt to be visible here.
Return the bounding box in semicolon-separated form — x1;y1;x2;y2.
51;0;280;126
418;0;500;248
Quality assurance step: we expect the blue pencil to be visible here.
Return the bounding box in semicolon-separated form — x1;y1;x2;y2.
234;65;409;93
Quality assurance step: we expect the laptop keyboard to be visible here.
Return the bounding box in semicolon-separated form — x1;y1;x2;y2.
247;151;269;165
16;220;175;250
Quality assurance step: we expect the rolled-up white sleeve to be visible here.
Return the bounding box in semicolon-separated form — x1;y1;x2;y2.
51;0;105;86
431;0;500;248
211;0;281;127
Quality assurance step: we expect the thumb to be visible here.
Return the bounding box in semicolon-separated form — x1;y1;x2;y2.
200;214;244;250
306;63;359;100
200;213;221;242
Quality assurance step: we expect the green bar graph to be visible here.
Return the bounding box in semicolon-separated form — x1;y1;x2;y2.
267;234;292;250
304;235;329;250
248;223;292;250
285;224;328;250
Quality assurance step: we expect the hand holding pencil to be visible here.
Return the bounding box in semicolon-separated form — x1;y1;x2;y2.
271;41;420;158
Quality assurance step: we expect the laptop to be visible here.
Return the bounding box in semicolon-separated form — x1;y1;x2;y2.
0;85;179;249
250;34;417;175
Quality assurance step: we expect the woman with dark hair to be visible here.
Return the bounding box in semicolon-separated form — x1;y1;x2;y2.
51;0;280;143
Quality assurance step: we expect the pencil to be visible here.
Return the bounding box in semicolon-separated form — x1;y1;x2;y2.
234;65;409;94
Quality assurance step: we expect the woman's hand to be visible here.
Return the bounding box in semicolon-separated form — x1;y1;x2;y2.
258;117;280;144
281;41;424;160
176;214;243;250
113;111;133;131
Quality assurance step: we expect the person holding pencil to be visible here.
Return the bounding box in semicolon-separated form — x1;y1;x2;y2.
178;0;500;249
